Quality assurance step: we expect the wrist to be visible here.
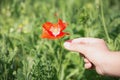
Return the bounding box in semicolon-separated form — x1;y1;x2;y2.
95;51;111;75
102;51;120;76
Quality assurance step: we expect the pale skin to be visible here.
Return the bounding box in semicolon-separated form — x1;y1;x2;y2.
63;38;120;77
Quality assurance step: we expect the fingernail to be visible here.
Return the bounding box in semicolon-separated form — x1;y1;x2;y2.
63;42;70;49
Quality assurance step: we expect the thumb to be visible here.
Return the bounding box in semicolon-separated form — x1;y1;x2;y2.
63;41;87;54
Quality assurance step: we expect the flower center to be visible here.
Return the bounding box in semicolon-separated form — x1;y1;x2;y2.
50;27;60;37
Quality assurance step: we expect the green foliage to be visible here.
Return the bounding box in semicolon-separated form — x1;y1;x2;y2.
32;58;57;80
0;0;120;80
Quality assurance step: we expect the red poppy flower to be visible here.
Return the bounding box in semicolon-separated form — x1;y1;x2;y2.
41;19;69;39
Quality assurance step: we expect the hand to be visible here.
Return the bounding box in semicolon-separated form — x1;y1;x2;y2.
64;38;120;76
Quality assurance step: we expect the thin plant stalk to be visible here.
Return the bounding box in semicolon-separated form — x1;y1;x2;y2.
57;40;64;80
100;0;110;42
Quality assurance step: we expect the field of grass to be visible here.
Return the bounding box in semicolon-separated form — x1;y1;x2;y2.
0;0;120;80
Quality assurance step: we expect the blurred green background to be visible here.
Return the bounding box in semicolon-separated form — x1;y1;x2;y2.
0;0;120;80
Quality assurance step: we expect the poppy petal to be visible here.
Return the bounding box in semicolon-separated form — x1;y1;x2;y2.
58;19;67;31
55;32;69;39
42;22;56;36
43;22;53;31
41;28;54;39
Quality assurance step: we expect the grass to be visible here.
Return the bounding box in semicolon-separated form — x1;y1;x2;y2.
0;0;120;80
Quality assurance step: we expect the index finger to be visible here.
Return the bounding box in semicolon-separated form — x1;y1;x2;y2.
72;38;104;44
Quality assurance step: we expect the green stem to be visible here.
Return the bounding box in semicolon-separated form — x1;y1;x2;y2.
58;40;64;80
100;0;110;42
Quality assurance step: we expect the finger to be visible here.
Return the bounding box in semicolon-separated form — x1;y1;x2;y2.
84;58;90;63
72;38;104;44
63;41;87;54
79;54;91;66
84;62;92;69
